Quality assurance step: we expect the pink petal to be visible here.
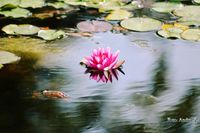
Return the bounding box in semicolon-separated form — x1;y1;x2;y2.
95;56;101;63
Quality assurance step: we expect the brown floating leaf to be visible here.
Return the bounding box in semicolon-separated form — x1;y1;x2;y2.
42;90;68;99
77;20;113;32
67;32;93;37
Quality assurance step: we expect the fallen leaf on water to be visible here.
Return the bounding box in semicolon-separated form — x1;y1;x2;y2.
67;32;93;37
42;90;68;99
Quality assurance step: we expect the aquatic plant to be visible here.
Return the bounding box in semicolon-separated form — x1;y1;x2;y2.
81;47;125;82
81;47;124;71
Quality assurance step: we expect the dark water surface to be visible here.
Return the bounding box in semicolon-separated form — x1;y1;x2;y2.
1;9;200;133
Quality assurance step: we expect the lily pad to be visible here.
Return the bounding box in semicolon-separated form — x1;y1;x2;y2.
0;51;20;65
173;6;200;18
19;0;45;8
0;7;31;18
77;20;113;32
2;24;40;35
0;64;3;69
47;2;69;9
181;29;200;41
157;23;189;39
152;2;184;13
193;0;200;4
105;9;132;21
178;17;200;26
38;30;66;41
99;1;122;12
120;17;162;32
0;0;20;7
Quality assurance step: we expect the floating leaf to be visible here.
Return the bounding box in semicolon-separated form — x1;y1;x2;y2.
2;24;40;35
99;1;122;12
77;20;112;32
105;9;132;21
181;29;200;41
0;64;3;69
173;6;200;18
47;2;69;9
157;23;189;39
38;30;66;41
42;90;68;99
0;7;31;18
0;51;20;65
152;2;184;13
0;0;20;7
178;17;200;26
120;17;162;32
1;24;18;34
157;29;182;39
19;0;45;8
194;0;200;4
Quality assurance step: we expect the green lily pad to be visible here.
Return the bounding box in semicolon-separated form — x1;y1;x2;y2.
99;1;122;12
157;27;183;39
120;17;162;32
0;64;3;69
0;7;31;18
152;2;184;13
105;9;133;20
0;51;20;65
173;6;200;18
193;0;200;4
77;20;113;32
47;2;70;9
2;24;40;35
38;30;66;41
0;0;20;7
178;17;200;26
181;29;200;41
19;0;45;8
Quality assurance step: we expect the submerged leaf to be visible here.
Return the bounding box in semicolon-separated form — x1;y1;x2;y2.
0;7;31;18
181;29;200;41
77;20;112;32
2;24;40;35
0;37;48;60
19;0;45;8
152;2;184;13
0;51;20;65
105;9;132;21
120;17;162;32
38;30;66;41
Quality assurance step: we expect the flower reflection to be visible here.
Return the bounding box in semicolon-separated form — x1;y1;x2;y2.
84;68;124;82
81;47;125;82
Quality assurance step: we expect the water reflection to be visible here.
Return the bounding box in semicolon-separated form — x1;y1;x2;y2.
161;84;200;133
84;68;125;83
151;52;169;96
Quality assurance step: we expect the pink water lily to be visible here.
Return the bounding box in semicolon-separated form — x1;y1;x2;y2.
82;47;123;71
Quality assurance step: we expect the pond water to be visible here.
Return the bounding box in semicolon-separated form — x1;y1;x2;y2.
1;7;200;133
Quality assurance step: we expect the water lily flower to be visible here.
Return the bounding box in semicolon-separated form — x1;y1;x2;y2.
81;47;124;71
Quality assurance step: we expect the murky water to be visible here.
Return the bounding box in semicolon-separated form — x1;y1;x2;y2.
1;9;200;133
